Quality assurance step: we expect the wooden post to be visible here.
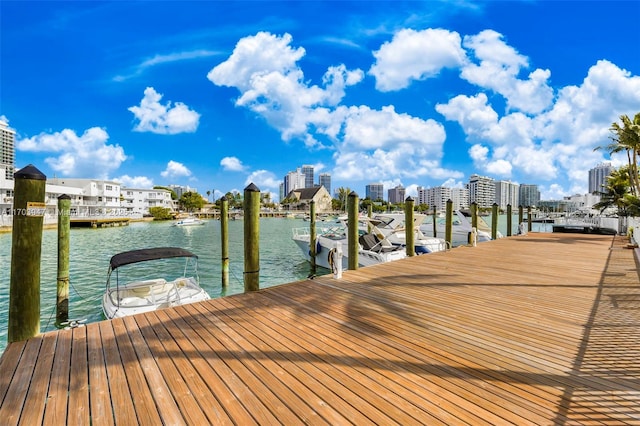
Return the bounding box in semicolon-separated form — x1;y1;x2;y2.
527;206;532;232
518;205;524;231
470;202;479;245
9;164;46;343
220;196;229;289
471;202;478;231
347;191;359;270
243;183;260;292
404;197;415;257
367;203;373;233
491;203;499;240
56;194;71;325
506;204;513;237
432;205;437;238
445;199;453;248
309;200;317;276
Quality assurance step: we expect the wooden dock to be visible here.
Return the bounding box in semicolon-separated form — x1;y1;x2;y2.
1;233;639;424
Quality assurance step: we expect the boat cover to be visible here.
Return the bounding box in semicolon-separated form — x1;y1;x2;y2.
109;247;197;270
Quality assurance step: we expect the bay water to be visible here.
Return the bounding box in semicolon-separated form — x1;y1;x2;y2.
0;218;316;355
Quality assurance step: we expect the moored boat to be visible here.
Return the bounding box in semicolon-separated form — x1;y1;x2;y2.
292;216;407;271
102;247;210;319
173;217;206;226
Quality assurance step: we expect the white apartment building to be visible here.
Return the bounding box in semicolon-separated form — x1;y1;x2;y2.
284;169;305;196
495;180;520;210
0;120;15;180
121;188;175;215
417;186;469;212
468;174;495;208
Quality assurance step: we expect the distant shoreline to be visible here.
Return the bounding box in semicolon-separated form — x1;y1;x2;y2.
0;217;154;233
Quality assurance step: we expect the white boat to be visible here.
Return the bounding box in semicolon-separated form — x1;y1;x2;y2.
292;217;407;271
173;217;205;226
102;247;211;319
419;210;500;246
370;213;447;254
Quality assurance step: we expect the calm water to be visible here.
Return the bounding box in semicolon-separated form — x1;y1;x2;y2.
0;218;318;354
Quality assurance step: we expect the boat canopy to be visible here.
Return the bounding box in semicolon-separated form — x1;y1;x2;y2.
109;247;197;270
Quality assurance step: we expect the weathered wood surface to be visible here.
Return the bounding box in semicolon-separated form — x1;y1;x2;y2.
1;233;639;425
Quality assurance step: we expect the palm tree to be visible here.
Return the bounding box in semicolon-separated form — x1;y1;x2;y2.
593;166;640;216
335;187;352;212
596;113;640;196
206;190;211;202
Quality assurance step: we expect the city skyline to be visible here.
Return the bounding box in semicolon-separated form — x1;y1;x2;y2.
2;1;639;201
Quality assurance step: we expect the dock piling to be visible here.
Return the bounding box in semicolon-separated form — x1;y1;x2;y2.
9;164;46;343
445;199;453;248
220;196;229;289
491;203;499;240
347;191;359;270
243;183;260;292
57;194;71;325
506;204;513;237
309;201;317;276
404;197;415;257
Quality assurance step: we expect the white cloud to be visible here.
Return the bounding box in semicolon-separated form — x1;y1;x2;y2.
161;160;192;178
0;115;9;125
460;30;554;114
208;32;363;143
16;127;126;178
369;28;466;92
129;87;200;134
244;170;280;190
220;156;246;172
115;175;154;189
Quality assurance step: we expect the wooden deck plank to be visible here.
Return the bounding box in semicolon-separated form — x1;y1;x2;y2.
42;328;72;425
0;233;639;424
12;333;57;426
122;315;186;425
98;320;138;425
110;318;163;426
86;322;115;426
68;327;90;425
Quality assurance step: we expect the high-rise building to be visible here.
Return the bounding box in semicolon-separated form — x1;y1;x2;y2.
301;165;314;188
589;163;614;194
468;174;495;208
495;180;519;209
365;183;384;201
388;185;405;204
418;186;469;212
284;169;305;196
0;120;15;180
318;173;331;195
519;184;540;208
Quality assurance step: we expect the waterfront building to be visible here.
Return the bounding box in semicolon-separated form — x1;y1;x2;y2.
519;184;541;208
589;163;614;194
388;185;405;204
468;174;495;208
0;120;15;180
283;186;332;212
48;177;123;214
318;173;331;195
121;187;174;215
495;180;520;210
366;183;384;201
301;165;314;188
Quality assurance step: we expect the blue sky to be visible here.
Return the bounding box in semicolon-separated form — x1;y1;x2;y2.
2;1;639;201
